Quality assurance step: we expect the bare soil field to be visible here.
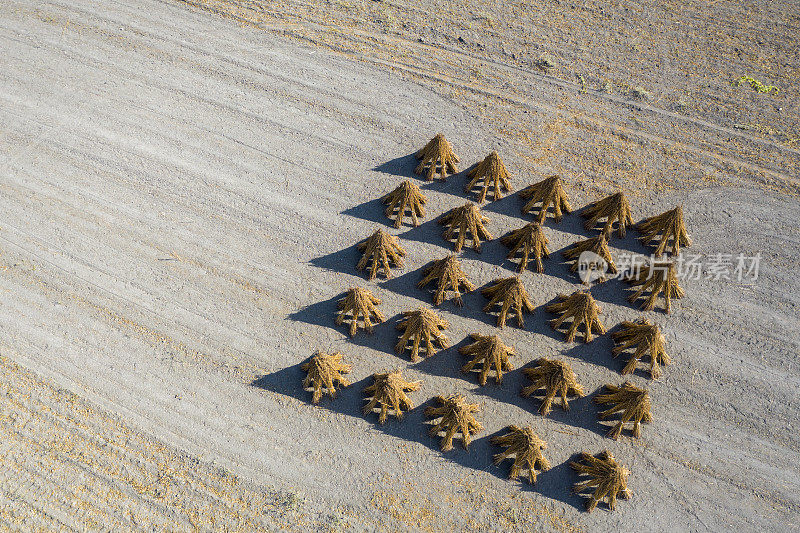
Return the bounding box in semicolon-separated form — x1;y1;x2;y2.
1;0;798;531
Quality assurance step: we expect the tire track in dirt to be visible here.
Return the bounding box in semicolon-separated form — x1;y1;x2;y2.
2;1;798;530
54;0;800;164
167;0;800;192
0;236;262;383
23;0;795;201
0;352;336;531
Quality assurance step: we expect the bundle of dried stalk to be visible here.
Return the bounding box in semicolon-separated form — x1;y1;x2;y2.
546;291;606;342
425;394;483;451
561;233;617;282
571;451;631;512
521;358;585;416
519;175;572;223
418;255;476;306
612;318;671;378
383;180;427;227
626;261;684;313
363;370;421;424
439;202;493;252
301;351;351;404
595;381;653;440
582;192;633;238
636;206;691;256
335;287;385;336
459;333;516;385
481;277;534;328
415;133;459;180
501;222;549;273
491;426;550;484
465;151;512;203
395;308;450;362
357;229;406;280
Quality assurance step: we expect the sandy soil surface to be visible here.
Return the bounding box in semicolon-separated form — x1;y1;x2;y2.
1;0;799;531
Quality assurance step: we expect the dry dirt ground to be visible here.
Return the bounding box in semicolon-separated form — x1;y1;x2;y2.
1;0;799;531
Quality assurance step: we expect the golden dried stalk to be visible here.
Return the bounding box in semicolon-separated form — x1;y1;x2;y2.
439;202;493;252
521;358;585;416
363;370;421;424
491;425;550;484
571;451;631;512
626;261;684;313
395;308;450;362
612;318;671;378
636;206;691;256
336;287;385;337
383;180;427;228
501;223;549;273
418;254;476;306
357;229;406;280
595;382;653;440
519;175;572;223
459;333;516;385
425;394;483;451
582;192;633;238
415;133;459;181
301;351;351;404
481;276;534;328
546;291;606;343
465;151;513;203
561;233;617;280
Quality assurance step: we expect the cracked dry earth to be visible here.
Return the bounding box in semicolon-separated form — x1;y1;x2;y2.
1;0;799;531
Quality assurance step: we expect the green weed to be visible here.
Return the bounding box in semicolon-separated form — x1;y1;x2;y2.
734;75;779;94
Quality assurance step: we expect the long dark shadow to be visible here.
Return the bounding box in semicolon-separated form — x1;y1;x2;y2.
309;246;361;278
525;455;586;511
286;292;344;333
372;152;418;179
341;197;391;226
